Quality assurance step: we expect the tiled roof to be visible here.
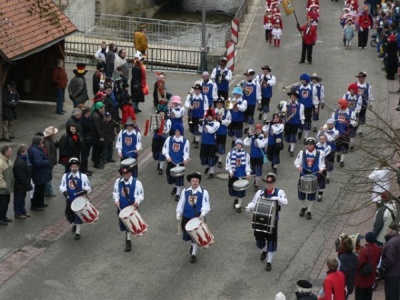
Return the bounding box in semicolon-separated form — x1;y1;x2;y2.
0;0;77;61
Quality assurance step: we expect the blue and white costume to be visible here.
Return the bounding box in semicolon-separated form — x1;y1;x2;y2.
116;128;142;178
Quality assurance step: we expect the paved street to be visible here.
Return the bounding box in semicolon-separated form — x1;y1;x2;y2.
0;0;392;299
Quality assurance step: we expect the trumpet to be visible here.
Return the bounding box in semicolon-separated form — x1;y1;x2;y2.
225;100;236;110
282;82;300;92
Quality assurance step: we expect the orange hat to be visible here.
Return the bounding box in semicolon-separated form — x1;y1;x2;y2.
338;98;348;109
255;124;262;130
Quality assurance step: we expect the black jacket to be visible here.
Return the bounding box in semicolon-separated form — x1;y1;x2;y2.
91;110;104;145
58;127;84;165
80;115;95;143
66;116;83;137
3;89;19;121
13;155;32;192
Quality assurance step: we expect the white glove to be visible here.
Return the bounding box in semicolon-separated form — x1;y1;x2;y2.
245;202;256;212
176;213;181;222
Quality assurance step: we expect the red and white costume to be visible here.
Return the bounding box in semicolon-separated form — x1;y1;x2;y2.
272;13;283;47
307;5;320;26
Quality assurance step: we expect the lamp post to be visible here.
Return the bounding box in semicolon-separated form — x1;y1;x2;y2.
199;0;207;73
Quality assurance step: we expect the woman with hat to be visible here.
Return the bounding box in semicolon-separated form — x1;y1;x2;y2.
168;95;185;136
228;87;248;148
215;97;232;167
310;73;325;133
256;65;276;121
176;172;210;263
113;164;144;252
263;113;284;174
68;63;89;108
199;108;220;179
43;126;59;197
59;157;92;240
131;51;147;113
210;57;232;100
185;83;209;148
282;89;305;157
245;173;288;271
294;137;326;220
225;139;252;213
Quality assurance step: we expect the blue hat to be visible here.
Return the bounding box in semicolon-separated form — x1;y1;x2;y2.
300;73;310;83
365;232;376;243
105;111;111;117
235;139;244;146
232;86;243;96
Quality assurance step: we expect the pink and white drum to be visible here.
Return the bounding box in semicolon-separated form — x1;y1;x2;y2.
119;206;148;237
185;217;214;249
71;196;99;224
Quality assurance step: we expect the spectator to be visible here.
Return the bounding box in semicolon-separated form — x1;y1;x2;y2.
354;232;381;300
102;111;119;164
2;81;19;142
105;43;116;78
94;41;107;67
103;83;119;122
79;106;94;176
68;63;89;108
385;34;398;80
114;48;129;82
133;24;148;55
66;108;83;137
381;222;400;300
13;144;32;219
153;73;172;108
338;235;358;298
92;62;105;95
52;59;68;115
320;258;346;300
0;145;13;225
120;82;137;127
368;159;391;204
295;280;317;299
42;126;59;197
91;102;105;169
58;124;84;173
28;136;51;211
372;191;397;246
357;5;374;49
131;51;148;113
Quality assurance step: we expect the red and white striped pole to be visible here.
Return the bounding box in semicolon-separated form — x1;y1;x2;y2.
226;40;235;71
231;19;239;44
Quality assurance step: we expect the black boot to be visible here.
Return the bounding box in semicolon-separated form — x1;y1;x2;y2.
125;240;132;252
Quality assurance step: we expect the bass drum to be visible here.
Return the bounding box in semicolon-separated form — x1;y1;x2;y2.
252;197;276;234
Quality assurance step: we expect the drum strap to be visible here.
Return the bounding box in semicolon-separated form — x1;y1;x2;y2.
121;180;132;205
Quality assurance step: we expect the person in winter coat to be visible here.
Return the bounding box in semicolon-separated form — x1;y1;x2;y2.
320;258;346;300
105;43;117;78
337;236;358;298
102;112;119;164
2;81;19;142
385;34;398;80
295;280;318;299
373;192;397;246
79;106;94;176
42;126;59;197
68;63;89;108
354;232;381;300
102;84;119;122
28;136;51;211
92;61;105;95
297;19;317;64
343;18;356;49
381;222;400;300
0;145;14;225
13;145;32;219
130;51;147;113
58;124;84;173
91;102;106;169
52;59;68;114
66;108;83;138
357;5;373;49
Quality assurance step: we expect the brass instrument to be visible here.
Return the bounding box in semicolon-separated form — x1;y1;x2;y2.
225;100;237;110
282;82;300;92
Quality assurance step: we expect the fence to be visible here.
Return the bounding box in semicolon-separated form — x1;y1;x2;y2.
63;10;229;51
64;40;201;73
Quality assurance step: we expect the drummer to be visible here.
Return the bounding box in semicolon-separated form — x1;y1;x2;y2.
59;157;92;241
162;127;190;201
176;172;210;263
199;108;220;179
116;117;142;178
245;173;288;271
294;137;325;220
113;165;144;252
225;139;252;213
169;95;185;136
152;107;171;175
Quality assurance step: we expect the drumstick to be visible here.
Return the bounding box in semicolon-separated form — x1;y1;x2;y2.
177;221;181;235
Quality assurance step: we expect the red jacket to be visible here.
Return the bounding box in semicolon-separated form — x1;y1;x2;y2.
357;12;373;30
52;66;68;89
323;271;346;300
264;15;273;27
273;17;283;29
354;243;381;288
307;10;320;22
299;24;317;45
121;103;136;125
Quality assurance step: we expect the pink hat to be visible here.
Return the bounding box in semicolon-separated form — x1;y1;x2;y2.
170;95;182;104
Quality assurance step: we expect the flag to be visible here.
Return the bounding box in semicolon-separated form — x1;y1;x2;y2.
282;0;295;16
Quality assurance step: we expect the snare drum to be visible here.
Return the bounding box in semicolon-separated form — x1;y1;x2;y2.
233;179;249;191
170;166;185;177
252;197;276;234
71;196;99;224
185;217;214;248
119;206;148;237
121;158;137;170
299;175;318;194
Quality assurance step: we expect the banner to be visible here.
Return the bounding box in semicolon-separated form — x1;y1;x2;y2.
282;0;294;16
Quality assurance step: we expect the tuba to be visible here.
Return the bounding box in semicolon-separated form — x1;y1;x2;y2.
282;82;300;92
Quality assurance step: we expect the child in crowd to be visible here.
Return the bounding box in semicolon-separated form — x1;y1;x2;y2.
343;18;356;49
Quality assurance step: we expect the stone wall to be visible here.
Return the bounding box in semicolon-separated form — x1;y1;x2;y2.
182;0;239;14
99;0;161;17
